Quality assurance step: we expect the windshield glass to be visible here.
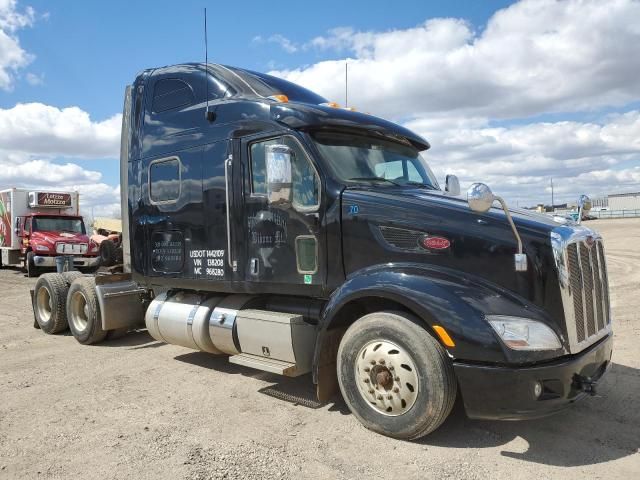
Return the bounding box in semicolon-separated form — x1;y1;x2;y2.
311;131;439;189
33;216;85;234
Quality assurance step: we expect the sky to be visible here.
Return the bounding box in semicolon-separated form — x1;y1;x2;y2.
1;0;640;217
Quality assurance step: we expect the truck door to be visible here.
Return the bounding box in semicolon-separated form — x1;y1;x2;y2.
21;217;31;253
241;134;324;292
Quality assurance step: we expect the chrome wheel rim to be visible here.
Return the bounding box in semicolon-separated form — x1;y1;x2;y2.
36;286;52;323
69;290;89;333
354;339;419;416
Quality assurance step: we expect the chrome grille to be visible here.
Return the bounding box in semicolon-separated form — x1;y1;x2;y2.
579;243;596;337
563;237;610;352
597;242;611;327
566;243;585;342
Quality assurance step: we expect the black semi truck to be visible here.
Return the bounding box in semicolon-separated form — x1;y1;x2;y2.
31;63;613;440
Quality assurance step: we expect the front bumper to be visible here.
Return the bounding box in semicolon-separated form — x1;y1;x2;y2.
454;334;613;420
33;255;100;268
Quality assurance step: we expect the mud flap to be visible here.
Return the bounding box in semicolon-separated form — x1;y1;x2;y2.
316;327;346;403
30;289;40;329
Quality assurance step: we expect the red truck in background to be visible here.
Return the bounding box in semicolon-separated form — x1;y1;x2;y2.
0;188;100;277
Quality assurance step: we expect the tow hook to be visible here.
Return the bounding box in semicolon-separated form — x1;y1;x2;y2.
573;374;598;396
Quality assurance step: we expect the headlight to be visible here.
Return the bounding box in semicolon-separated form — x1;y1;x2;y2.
487;316;562;351
35;245;49;252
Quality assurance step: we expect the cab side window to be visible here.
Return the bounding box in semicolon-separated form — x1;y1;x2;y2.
152;79;194;113
24;217;31;234
149;157;181;203
249;136;320;210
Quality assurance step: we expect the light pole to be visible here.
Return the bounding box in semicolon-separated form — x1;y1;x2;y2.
550;178;554;212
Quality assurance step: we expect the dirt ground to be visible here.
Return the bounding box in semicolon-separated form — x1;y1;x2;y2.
1;219;639;479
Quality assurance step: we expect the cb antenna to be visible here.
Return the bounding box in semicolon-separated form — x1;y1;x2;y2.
204;8;215;122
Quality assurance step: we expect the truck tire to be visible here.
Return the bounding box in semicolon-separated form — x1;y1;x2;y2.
99;240;117;267
336;311;457;440
66;277;107;345
33;273;70;334
61;271;84;285
25;251;38;277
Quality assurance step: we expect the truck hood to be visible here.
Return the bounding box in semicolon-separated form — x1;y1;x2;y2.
340;186;588;322
31;231;90;245
345;187;566;232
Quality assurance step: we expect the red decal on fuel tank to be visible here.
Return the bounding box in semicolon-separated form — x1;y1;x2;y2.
422;236;450;250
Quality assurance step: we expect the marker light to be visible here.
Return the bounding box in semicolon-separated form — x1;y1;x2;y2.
432;325;455;347
268;94;289;103
321;102;340;108
487;316;562;351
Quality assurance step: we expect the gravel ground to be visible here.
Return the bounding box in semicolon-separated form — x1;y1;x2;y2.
0;219;639;479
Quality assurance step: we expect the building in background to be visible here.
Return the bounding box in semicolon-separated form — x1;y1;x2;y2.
608;192;640;211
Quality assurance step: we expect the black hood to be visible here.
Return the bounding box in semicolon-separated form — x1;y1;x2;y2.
340;186;575;322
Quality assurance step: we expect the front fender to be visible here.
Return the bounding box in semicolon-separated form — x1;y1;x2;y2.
313;262;562;382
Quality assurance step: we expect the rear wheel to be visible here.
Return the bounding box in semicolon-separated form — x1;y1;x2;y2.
25;251;38;277
61;270;84;285
67;277;107;345
33;273;69;333
337;311;457;440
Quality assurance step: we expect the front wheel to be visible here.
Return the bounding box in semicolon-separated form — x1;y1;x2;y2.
25;251;38;277
337;311;457;440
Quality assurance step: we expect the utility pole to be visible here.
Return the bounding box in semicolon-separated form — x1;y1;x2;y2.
345;62;348;108
550;178;554;212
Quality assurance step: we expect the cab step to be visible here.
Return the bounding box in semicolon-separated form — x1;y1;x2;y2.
229;353;309;377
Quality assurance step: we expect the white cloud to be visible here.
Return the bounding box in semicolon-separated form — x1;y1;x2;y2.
0;100;123;218
0;0;34;90
253;33;298;53
409;111;640;205
25;71;42;85
74;183;121;219
0;103;122;158
271;0;640;120
0;157;101;185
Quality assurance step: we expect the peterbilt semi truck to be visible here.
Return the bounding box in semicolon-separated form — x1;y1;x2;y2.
0;189;99;276
31;63;612;440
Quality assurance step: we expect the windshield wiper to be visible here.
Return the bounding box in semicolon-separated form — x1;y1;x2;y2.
348;177;402;186
403;181;437;190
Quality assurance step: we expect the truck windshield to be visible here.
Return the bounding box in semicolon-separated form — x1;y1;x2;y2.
311;131;439;189
33;217;85;234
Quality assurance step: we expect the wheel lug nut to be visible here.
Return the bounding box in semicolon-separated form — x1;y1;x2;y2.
377;395;383;400
370;360;376;365
387;395;392;400
394;376;400;382
389;366;394;371
363;378;370;383
379;359;385;365
369;389;374;394
393;387;399;393
364;367;370;372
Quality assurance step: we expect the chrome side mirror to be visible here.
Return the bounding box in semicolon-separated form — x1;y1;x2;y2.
444;174;460;196
467;182;527;272
577;194;591;224
467;183;495;213
265;144;293;205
